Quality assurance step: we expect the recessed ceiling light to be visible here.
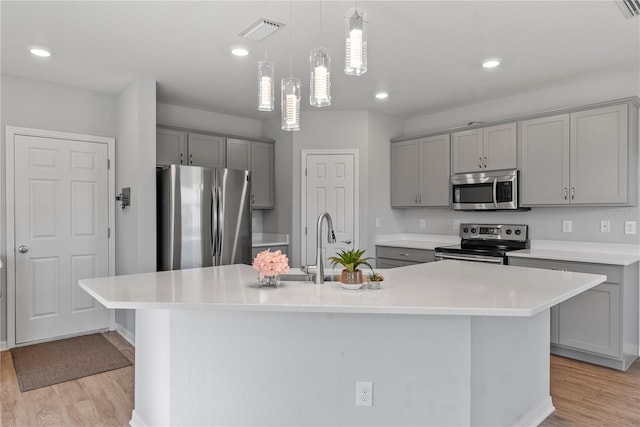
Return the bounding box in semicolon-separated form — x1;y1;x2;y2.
375;91;389;100
30;48;51;57
482;59;500;68
231;47;249;57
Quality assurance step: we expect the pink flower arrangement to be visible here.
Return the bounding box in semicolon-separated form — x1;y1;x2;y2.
252;249;290;279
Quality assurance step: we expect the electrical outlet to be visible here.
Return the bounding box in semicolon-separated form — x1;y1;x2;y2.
600;220;610;233
375;218;381;228
625;221;637;235
419;219;426;229
356;381;373;407
562;220;572;233
453;219;460;230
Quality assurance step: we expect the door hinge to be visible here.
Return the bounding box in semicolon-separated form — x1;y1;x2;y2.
108;227;111;238
305;227;307;235
107;159;111;169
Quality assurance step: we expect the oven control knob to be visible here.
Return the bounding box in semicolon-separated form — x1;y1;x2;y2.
463;227;469;233
506;229;512;235
470;228;476;233
515;229;521;235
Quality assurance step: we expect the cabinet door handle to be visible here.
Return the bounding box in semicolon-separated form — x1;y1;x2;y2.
419;194;422;204
563;188;568;200
399;253;409;257
484;156;487;168
190;154;193;165
571;187;575;200
180;153;184;164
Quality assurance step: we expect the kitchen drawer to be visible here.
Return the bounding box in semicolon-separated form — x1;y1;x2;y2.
376;258;413;269
510;257;620;283
376;246;435;264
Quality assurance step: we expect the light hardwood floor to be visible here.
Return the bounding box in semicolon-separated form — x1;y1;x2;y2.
1;334;639;426
1;332;134;427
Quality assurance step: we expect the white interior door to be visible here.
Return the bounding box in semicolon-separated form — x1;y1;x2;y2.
303;151;358;268
13;134;111;344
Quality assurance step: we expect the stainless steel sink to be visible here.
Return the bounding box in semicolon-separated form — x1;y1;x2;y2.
279;274;341;282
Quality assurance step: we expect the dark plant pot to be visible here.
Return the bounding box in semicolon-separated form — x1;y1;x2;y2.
341;269;363;284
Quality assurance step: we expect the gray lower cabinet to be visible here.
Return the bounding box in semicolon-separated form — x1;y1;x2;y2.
509;257;638;371
376;246;435;268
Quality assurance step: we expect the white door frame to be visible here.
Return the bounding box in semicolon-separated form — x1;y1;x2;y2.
300;149;360;265
5;126;116;348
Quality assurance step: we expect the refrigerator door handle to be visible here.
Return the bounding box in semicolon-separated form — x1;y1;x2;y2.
214;187;218;258
216;186;223;257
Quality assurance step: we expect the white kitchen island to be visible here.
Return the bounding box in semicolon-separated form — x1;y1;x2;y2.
79;261;605;427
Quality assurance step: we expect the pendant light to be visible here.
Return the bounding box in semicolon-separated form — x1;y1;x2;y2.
344;7;367;76
258;60;274;111
281;2;301;131
310;2;331;107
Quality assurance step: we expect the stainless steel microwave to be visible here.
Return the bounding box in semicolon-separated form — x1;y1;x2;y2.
450;169;527;211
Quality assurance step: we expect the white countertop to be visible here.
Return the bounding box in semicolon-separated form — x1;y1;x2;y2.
508;240;640;266
252;232;289;247
79;261;604;317
375;233;459;250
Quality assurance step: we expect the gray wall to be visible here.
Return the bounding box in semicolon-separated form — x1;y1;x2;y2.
115;79;157;336
399;69;640;245
262;110;404;267
0;74;118;344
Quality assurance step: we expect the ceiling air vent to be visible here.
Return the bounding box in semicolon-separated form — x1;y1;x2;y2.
239;18;285;42
617;0;640;18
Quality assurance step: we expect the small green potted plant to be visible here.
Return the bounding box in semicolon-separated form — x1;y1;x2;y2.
365;268;385;290
329;248;372;288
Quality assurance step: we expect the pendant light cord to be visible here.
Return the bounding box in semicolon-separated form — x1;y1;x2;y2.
289;1;293;77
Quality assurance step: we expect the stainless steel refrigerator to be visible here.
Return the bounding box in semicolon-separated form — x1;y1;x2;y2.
157;165;252;270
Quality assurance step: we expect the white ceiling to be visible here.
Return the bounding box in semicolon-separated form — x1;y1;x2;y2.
2;1;639;121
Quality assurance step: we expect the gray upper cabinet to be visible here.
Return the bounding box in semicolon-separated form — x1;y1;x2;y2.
156;127;225;169
187;133;226;168
391;134;450;207
520;101;638;206
157;128;187;166
227;138;274;209
452;123;517;173
519;114;570;205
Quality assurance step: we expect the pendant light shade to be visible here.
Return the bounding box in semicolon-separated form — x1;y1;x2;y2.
257;60;275;112
344;8;367;76
310;47;331;107
281;77;301;131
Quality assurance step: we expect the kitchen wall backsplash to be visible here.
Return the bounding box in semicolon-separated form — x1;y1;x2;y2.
394;206;640;244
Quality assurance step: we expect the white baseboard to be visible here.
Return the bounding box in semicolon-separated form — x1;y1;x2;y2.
116;324;135;347
515;396;555;427
129;410;147;427
0;341;7;351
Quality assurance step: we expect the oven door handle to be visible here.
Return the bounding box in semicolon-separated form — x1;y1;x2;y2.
492;178;498;209
435;252;504;264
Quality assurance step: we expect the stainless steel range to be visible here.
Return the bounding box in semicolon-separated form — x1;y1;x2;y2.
434;223;529;265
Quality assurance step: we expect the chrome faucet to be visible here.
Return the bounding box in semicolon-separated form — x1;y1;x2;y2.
301;212;336;284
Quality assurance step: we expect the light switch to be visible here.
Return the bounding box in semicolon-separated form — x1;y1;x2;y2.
453;219;460;230
375;218;381;228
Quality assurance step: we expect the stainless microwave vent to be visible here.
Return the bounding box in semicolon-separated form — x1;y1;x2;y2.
239;18;285;41
617;0;640;18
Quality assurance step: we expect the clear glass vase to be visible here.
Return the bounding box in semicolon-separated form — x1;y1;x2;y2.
258;275;280;288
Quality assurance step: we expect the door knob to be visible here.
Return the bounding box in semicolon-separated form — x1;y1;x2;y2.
341;239;352;244
18;245;29;254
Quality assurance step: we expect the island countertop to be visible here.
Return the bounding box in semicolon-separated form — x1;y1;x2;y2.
79;260;605;317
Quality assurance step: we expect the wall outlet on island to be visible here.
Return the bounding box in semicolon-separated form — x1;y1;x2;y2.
625;221;637;235
355;381;373;407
